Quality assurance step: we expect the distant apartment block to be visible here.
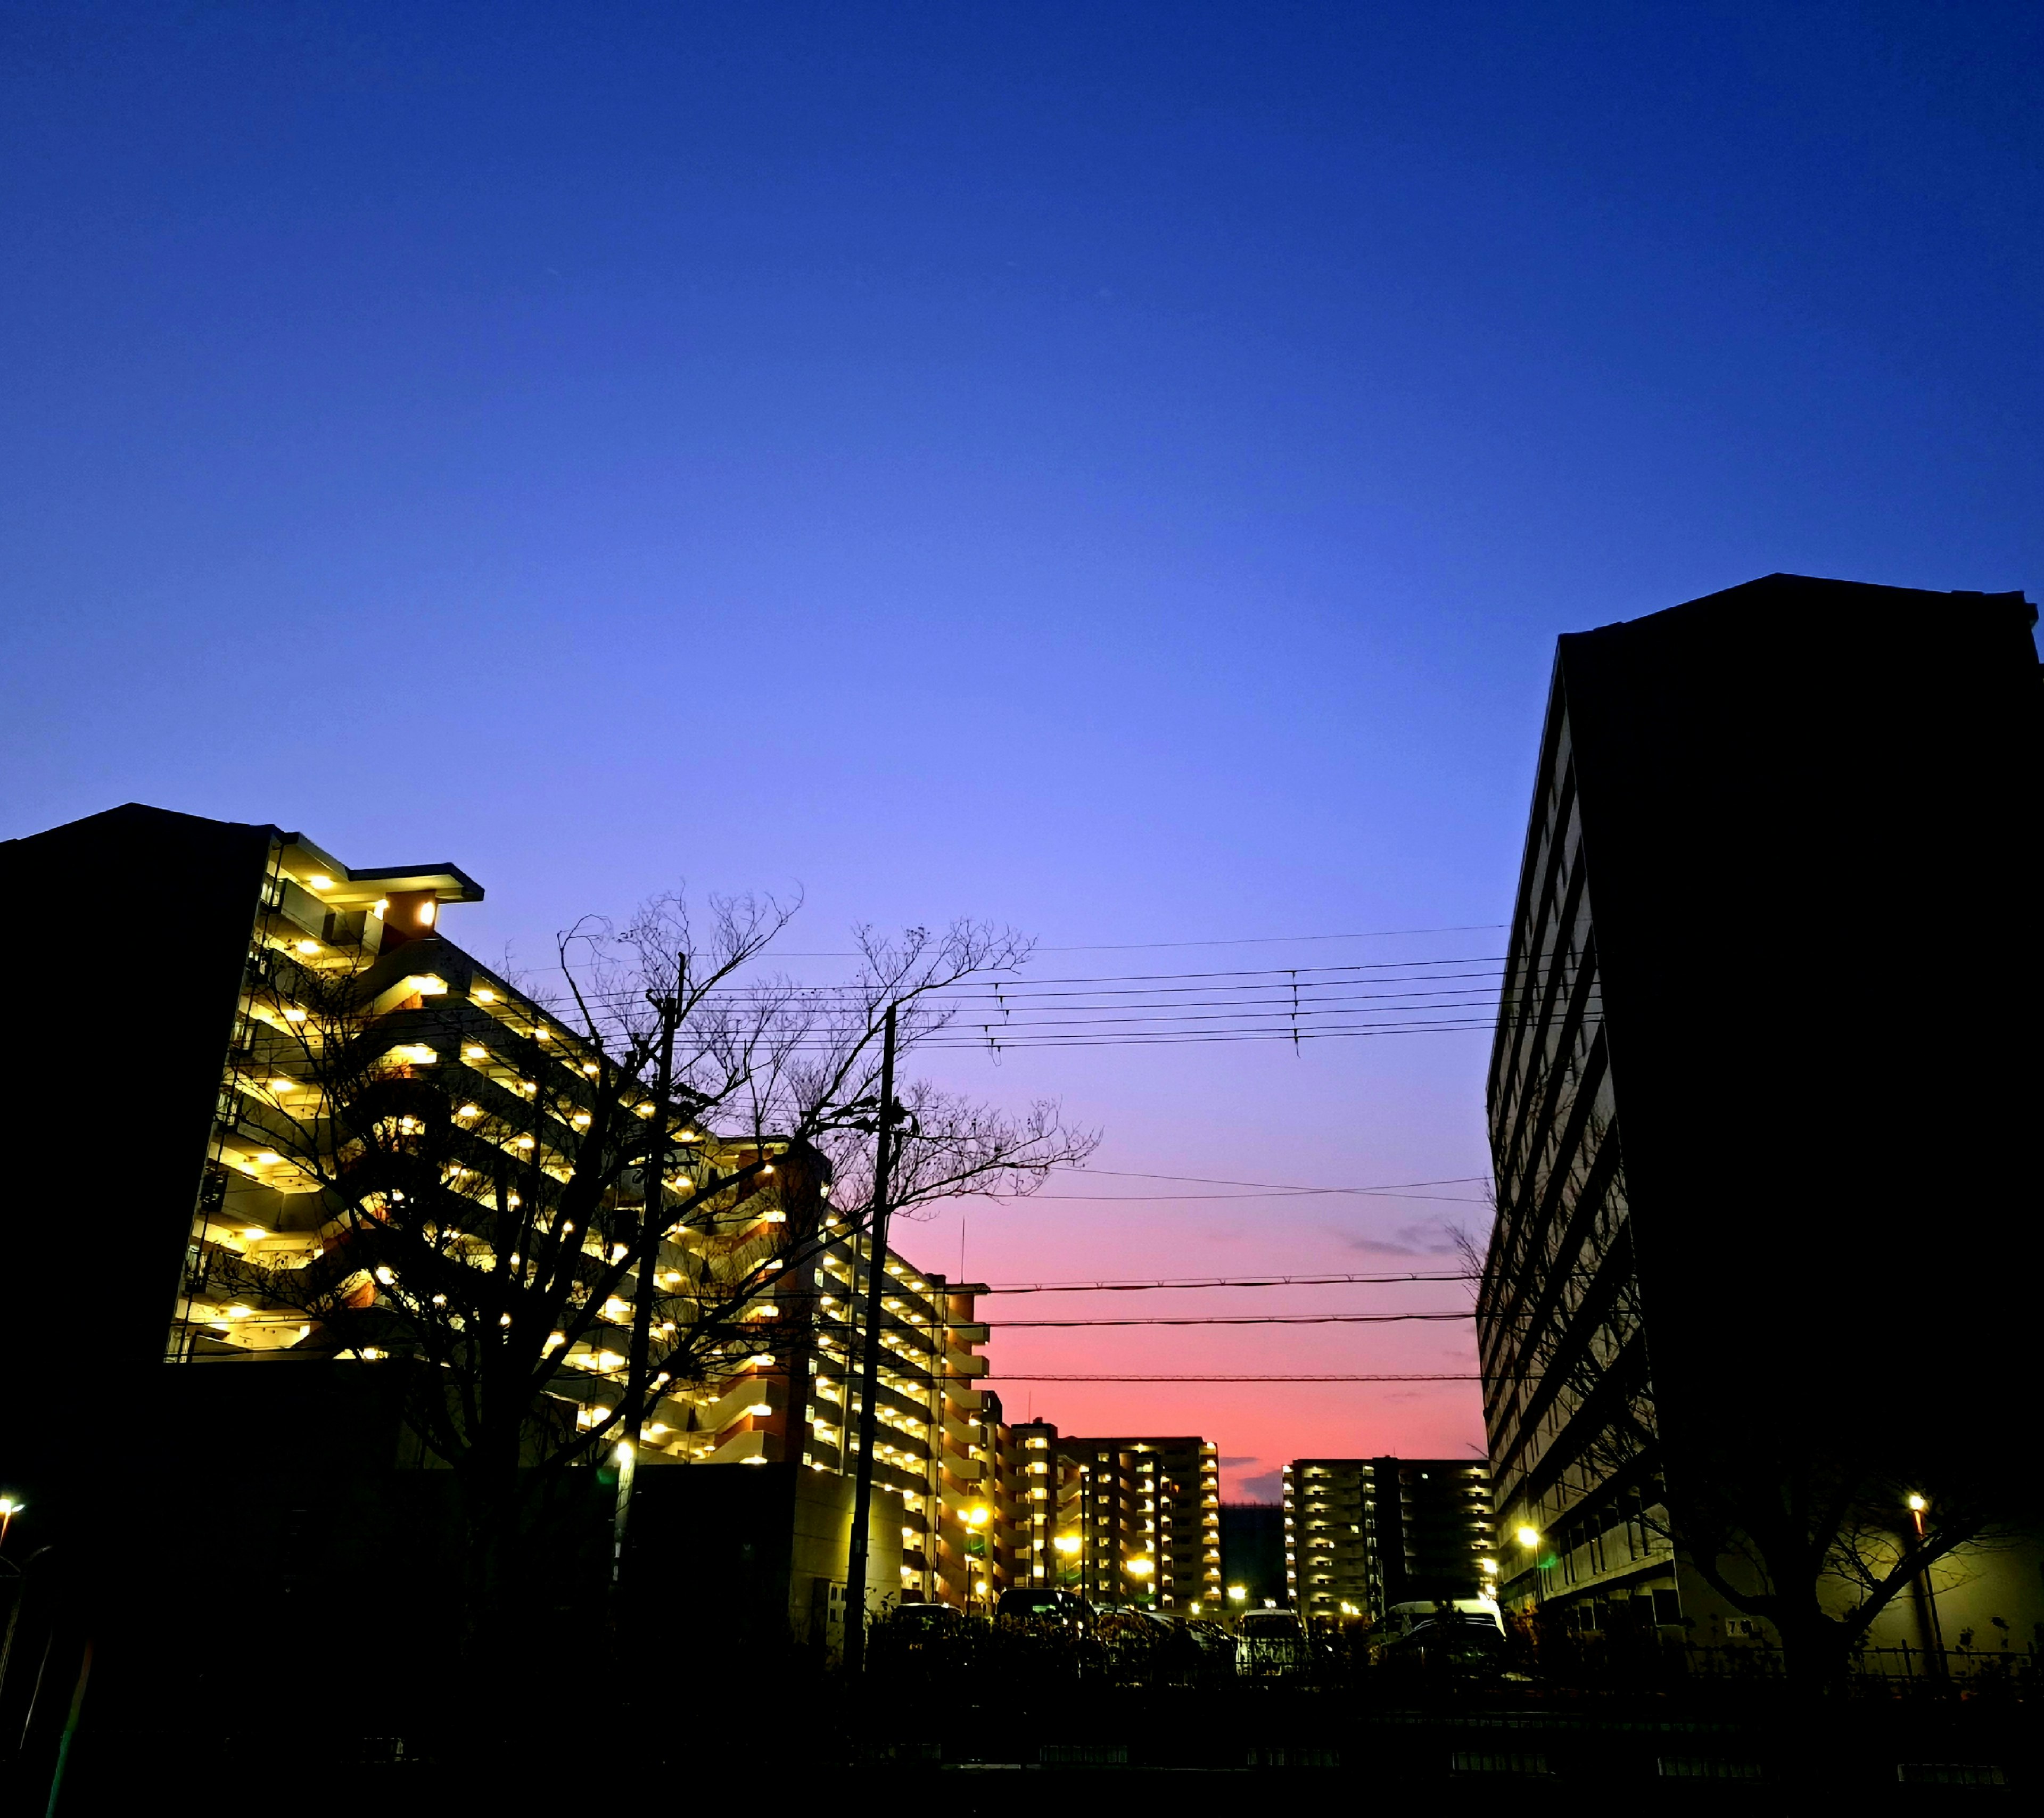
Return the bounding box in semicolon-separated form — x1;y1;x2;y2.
1012;1426;1222;1609
1283;1458;1494;1623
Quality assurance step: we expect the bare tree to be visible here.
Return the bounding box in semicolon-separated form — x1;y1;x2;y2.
188;894;1094;1659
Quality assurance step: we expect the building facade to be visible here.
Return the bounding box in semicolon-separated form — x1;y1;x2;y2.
1010;1426;1222;1610
1282;1458;1495;1624
1478;576;2042;1647
0;803;1026;1628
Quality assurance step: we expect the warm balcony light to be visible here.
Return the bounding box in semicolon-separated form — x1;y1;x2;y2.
1515;1526;1540;1547
374;1267;395;1285
254;1151;281;1166
463;1045;488;1060
748;1354;776;1368
745;1403;772;1418
417;900;436;928
473;987;496;1003
573;1113;592;1129
547;1332;566;1349
516;1136;535;1150
374;899;390;915
307;875;334;890
633;1102;653;1118
242;1227;265;1241
1227;1584;1247;1602
227;1304;252;1320
269;1077;293;1092
1126;1558;1155;1577
499;1312;512;1327
457;1104;480;1120
295;939;320;955
283;1007;307;1022
967;1507;991;1527
1052;1535;1081;1555
1480;1558;1498;1574
582;1062;599;1076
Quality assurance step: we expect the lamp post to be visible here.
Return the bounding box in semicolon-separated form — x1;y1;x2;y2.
0;1497;21;1551
1907;1493;1946;1669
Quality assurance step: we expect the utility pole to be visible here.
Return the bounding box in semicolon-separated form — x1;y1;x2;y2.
842;1002;898;1676
613;957;683;1603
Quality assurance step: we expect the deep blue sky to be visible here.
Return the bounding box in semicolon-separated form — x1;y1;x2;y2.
5;2;2037;1486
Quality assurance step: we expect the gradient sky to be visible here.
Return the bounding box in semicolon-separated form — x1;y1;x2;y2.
5;3;2038;1498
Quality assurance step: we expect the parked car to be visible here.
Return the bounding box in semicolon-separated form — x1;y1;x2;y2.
995;1586;1093;1629
1371;1599;1506;1671
1236;1607;1308;1676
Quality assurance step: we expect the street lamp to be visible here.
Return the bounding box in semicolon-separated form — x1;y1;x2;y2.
1227;1583;1248;1602
1515;1525;1540;1547
0;1496;20;1549
1126;1557;1155;1577
1904;1493;1944;1662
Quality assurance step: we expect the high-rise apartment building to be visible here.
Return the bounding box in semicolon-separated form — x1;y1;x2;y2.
1282;1458;1494;1623
1010;1426;1222;1609
0;803;1026;1623
1479;576;2040;1641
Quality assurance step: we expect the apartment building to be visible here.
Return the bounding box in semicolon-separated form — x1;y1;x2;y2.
1480;576;2041;1643
1012;1426;1222;1610
795;1238;1027;1609
1282;1458;1495;1624
0;803;1022;1627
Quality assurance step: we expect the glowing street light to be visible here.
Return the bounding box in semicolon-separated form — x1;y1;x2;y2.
1227;1583;1248;1602
1052;1533;1081;1554
1515;1525;1540;1547
1126;1557;1155;1577
0;1495;21;1548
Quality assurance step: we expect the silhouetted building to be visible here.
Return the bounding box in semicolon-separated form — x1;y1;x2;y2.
1219;1502;1285;1610
1282;1458;1494;1623
1479;575;2041;1642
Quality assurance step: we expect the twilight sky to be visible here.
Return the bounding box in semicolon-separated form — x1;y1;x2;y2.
4;3;2038;1498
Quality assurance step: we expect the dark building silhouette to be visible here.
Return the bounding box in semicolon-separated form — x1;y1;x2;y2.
1479;575;2041;1641
1219;1501;1285;1609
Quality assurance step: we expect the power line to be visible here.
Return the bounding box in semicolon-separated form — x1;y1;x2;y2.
980;1271;1478;1294
516;924;1511;970
987;1311;1472;1327
975;1373;1485;1383
1007;1189;1488;1202
1046;1168;1491;1193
